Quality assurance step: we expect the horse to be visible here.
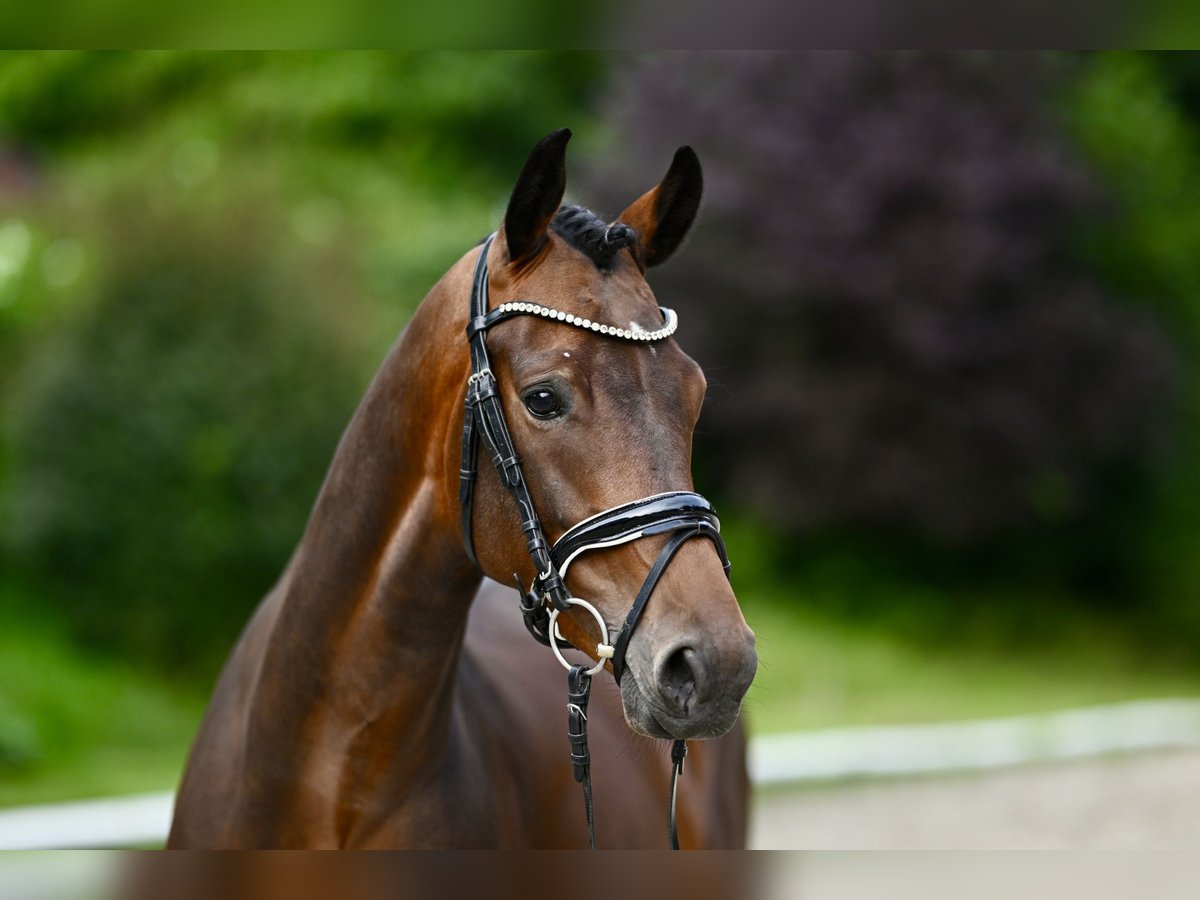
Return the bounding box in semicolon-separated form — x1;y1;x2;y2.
167;128;758;849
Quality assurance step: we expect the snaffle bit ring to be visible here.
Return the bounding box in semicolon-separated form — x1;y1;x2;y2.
548;597;613;677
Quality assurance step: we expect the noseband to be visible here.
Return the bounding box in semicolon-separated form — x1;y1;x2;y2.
458;234;732;849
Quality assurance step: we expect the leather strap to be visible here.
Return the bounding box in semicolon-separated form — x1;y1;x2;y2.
567;664;596;849
668;739;687;849
550;492;726;578
611;527;694;684
461;235;569;611
458;235;492;568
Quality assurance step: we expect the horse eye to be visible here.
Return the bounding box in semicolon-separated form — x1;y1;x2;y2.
523;388;562;419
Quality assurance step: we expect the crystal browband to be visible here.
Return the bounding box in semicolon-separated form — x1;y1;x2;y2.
491;301;679;342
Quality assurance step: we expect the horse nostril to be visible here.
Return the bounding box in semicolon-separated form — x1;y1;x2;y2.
659;645;700;715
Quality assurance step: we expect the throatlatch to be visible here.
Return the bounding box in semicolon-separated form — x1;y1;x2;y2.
459;234;732;850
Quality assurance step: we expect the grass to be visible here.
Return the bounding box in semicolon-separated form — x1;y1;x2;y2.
741;587;1200;734
0;616;205;807
718;515;1200;733
4;578;1200;809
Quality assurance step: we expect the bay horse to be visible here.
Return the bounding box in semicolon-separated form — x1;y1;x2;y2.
168;129;757;849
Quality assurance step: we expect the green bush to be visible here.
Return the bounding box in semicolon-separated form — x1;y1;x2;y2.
0;698;39;772
2;196;365;675
1068;52;1200;638
0;52;613;678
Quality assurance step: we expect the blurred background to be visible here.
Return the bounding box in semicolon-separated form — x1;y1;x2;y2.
2;51;1200;848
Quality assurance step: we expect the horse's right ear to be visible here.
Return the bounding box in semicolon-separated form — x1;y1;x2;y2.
616;146;703;268
503;128;571;264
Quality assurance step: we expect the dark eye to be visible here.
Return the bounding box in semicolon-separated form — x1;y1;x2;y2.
523;388;562;419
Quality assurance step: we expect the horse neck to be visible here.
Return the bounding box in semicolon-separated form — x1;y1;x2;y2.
246;256;480;793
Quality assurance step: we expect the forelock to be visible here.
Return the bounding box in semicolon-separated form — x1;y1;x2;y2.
550;205;636;271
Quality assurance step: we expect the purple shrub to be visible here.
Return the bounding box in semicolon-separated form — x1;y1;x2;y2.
588;52;1174;543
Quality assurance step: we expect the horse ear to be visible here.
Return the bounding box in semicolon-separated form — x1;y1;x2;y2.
503;128;571;264
616;146;703;268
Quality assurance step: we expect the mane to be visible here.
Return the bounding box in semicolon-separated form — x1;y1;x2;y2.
550;205;637;271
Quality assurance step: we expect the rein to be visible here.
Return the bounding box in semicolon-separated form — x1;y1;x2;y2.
459;234;732;850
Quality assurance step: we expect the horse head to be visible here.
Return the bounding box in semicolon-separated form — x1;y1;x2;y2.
458;129;757;742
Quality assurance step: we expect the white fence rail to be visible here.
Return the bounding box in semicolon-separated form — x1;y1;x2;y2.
749;697;1200;785
4;698;1200;849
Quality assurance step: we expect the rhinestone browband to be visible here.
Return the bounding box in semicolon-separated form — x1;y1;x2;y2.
495;301;678;342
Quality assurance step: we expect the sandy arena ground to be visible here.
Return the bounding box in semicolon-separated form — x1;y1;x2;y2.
750;748;1200;849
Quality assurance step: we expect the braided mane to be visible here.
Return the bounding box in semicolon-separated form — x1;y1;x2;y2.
550;205;636;271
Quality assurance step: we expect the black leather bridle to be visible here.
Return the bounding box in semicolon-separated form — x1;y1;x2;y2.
459;234;732;849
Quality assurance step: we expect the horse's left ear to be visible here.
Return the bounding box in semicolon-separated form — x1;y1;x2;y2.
504;128;571;264
616;146;703;268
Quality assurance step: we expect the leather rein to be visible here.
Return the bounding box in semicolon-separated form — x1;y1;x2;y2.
458;234;732;849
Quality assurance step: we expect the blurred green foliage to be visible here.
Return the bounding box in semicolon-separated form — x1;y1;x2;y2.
0;52;606;673
0;2;605;50
3;50;1200;685
0;587;204;804
4;197;364;673
1069;51;1200;639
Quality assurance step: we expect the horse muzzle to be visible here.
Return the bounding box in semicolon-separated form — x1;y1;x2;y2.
619;622;757;740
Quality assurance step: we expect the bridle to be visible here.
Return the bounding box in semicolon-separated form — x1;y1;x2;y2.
458;233;732;849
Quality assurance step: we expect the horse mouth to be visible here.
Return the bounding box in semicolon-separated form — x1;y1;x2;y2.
616;666;743;741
